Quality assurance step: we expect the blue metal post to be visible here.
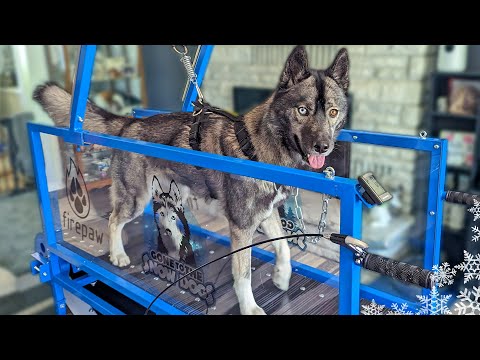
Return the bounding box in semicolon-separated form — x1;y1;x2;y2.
28;126;67;314
423;139;448;295
182;45;214;112
339;189;363;315
69;45;96;132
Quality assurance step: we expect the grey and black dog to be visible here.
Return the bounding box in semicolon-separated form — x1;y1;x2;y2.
34;45;349;315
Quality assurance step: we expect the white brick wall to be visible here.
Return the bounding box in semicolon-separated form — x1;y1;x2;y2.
202;45;438;214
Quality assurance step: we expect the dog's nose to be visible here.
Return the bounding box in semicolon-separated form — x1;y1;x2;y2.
314;143;329;154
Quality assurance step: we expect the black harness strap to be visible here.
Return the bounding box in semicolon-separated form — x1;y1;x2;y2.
190;100;257;162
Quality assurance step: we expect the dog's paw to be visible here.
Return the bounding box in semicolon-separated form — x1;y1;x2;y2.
273;263;291;291
241;305;267;315
110;252;131;267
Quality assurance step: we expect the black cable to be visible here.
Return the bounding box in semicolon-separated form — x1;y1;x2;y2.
144;233;324;315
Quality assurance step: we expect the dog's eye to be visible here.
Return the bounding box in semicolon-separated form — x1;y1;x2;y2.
298;106;309;116
171;215;176;221
160;212;164;216
328;108;339;118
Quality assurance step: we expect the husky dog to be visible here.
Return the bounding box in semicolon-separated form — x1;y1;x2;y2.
34;45;350;315
152;176;196;266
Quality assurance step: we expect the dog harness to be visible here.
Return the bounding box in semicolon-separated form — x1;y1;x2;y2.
189;100;258;162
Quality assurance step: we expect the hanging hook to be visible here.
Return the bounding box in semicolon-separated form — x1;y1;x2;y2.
172;45;188;55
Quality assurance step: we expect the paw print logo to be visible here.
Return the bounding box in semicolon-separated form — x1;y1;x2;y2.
200;282;216;307
66;158;90;219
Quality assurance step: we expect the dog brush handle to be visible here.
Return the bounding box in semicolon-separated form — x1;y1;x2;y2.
362;253;435;289
444;190;479;206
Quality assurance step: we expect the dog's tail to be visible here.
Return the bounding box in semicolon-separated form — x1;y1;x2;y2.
33;82;127;136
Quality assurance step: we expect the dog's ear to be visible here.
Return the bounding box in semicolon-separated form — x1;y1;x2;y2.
152;176;164;199
169;180;182;205
326;48;349;92
278;45;310;90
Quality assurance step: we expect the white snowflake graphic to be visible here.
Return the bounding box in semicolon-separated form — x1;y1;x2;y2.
416;287;452;315
454;250;480;284
361;299;385;315
468;199;480;222
472;226;480;242
432;262;456;287
387;303;413;315
455;286;480;315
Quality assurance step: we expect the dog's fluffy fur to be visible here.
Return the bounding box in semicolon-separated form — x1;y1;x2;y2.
34;46;350;315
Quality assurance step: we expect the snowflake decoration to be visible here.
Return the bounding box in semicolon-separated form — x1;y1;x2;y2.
468;199;480;222
472;226;480;242
432;262;456;287
361;299;385;315
454;250;480;284
416;286;452;315
387;303;413;315
455;286;480;315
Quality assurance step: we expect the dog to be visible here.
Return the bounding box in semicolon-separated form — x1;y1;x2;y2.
34;45;350;315
152;176;196;266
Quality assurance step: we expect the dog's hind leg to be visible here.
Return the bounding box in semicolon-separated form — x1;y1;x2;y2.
260;210;292;291
230;223;266;315
108;179;151;267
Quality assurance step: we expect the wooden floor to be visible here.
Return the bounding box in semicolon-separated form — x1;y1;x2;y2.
59;187;349;315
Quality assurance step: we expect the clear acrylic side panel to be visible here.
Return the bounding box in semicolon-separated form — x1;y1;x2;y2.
43;137;342;315
73;45;201;116
349;142;441;314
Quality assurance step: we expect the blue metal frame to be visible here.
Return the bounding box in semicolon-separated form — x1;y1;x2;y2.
28;44;447;316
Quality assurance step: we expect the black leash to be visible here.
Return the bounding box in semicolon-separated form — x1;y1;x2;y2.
190;99;258;162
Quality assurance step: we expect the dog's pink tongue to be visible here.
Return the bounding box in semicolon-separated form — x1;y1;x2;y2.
308;155;325;169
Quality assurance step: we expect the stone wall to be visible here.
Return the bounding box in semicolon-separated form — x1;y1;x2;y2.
201;45;438;214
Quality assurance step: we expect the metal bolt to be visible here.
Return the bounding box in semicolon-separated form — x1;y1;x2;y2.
42;272;47;277
78;116;84;123
300;286;306;291
355;259;362;265
251;266;256;271
130;265;135;269
294;268;298;272
180;290;186;294
266;273;271;277
434;144;440;149
154;277;159;281
59;304;66;309
319;294;325;298
353;136;358;140
195;297;200;302
430;211;436;216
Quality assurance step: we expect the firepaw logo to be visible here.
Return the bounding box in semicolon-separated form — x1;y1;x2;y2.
66;158;90;219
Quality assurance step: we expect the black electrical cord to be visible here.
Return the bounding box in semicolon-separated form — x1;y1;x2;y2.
144;233;324;315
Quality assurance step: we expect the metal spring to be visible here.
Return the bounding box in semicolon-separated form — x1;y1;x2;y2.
180;55;197;84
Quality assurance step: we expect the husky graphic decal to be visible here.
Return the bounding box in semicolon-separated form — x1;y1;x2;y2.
152;176;196;266
66;158;90;219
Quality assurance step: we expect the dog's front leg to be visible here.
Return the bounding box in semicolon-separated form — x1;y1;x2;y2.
260;210;292;291
230;223;266;315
